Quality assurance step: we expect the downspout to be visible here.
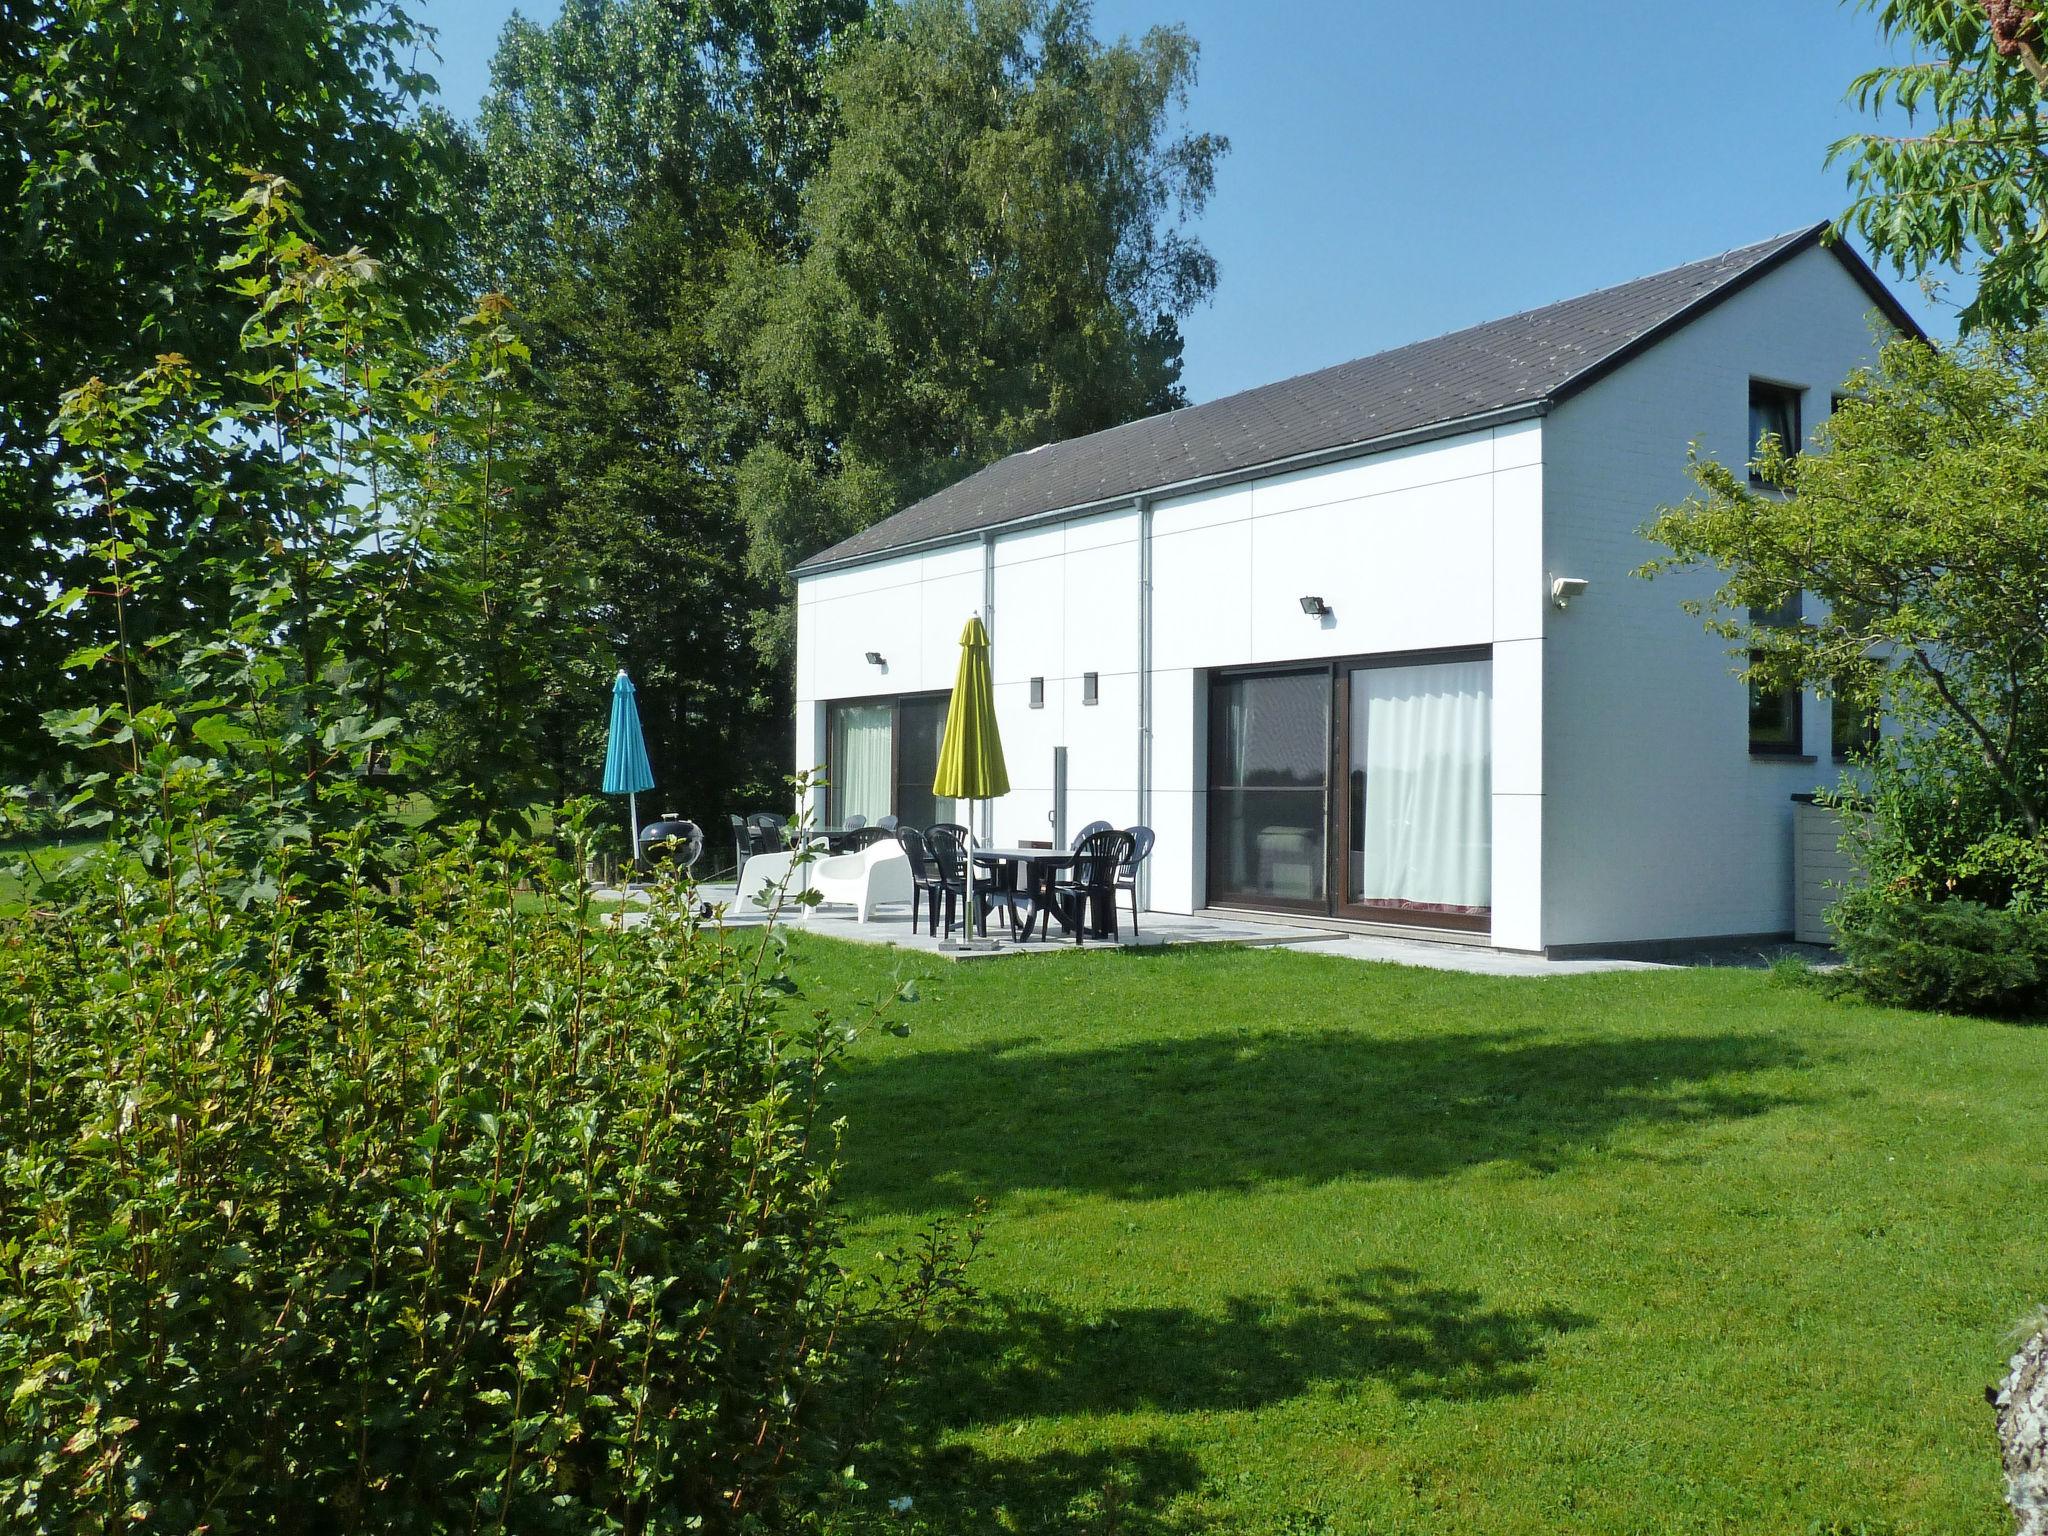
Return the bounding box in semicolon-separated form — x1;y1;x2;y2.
1136;495;1153;909
982;529;997;847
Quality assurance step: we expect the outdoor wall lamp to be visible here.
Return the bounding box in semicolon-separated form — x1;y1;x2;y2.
1549;576;1590;610
864;650;886;666
1299;595;1331;617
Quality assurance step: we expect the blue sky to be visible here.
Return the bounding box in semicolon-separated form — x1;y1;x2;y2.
414;0;1960;404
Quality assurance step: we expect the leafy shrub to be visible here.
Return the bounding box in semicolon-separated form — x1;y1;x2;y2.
0;801;968;1532
1850;727;2048;914
1828;886;2048;1017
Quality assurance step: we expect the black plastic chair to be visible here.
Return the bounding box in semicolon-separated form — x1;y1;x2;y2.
1039;828;1134;945
1069;818;1113;852
925;827;998;940
896;826;944;936
729;813;753;872
844;813;868;830
1116;826;1155;938
928;821;970;847
844;825;892;851
876;814;900;832
747;812;786;852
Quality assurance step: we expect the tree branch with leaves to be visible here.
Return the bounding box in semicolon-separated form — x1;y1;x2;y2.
1640;328;2048;840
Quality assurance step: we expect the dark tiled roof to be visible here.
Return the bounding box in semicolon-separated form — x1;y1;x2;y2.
799;224;1915;571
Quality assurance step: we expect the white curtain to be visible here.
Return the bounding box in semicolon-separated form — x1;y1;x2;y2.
829;704;893;826
1355;660;1491;912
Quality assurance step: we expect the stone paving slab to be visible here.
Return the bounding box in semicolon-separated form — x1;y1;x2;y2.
590;883;1693;974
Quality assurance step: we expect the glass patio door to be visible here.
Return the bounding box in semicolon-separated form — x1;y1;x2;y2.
1206;668;1330;910
826;702;894;826
825;692;960;830
1338;656;1492;929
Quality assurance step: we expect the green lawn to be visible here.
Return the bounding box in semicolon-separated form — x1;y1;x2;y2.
790;937;2046;1535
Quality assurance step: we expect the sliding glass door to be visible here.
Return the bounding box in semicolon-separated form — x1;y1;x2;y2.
1339;656;1492;929
827;702;894;826
1207;669;1330;910
824;692;960;829
1206;650;1492;932
894;695;954;830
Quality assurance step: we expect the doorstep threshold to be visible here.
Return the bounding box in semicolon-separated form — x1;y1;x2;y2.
1198;906;1493;948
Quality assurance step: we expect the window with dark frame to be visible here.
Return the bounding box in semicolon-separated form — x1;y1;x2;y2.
1748;591;1804;756
1083;672;1099;705
1029;676;1045;708
1831;682;1880;761
823;691;957;828
1749;380;1802;483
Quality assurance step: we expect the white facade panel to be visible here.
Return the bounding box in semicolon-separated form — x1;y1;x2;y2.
1250;431;1494;517
990;553;1065;684
1491;463;1547;643
1151;517;1253;672
1492;638;1543;798
1245;478;1493;664
1060;540;1140;677
1490;793;1544;952
1493;417;1542;471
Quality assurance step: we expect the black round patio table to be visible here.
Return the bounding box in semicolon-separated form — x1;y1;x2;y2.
971;847;1084;940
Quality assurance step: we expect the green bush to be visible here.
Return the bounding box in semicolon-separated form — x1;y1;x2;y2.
0;805;966;1532
1828;887;2048;1017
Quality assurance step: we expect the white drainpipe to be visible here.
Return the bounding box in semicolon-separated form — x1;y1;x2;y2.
982;529;997;847
1136;494;1153;909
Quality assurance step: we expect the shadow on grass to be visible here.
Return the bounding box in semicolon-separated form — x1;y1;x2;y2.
840;1025;1813;1215
847;1267;1586;1532
934;1265;1592;1419
839;1438;1210;1535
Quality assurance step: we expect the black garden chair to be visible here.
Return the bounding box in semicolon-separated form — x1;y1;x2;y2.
925;826;1001;941
1116;825;1155;937
896;826;945;936
1037;828;1134;946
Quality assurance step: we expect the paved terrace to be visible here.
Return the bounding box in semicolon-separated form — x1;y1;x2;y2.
591;882;1690;977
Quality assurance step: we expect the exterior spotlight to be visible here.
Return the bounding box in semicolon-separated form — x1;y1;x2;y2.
1549;576;1590;610
1299;595;1330;617
864;650;885;666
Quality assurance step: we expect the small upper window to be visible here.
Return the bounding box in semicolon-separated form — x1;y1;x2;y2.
1749;381;1802;483
1749;593;1803;757
1082;672;1100;706
1029;677;1045;709
1831;683;1880;761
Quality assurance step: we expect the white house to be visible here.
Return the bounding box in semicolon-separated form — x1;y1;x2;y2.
790;225;1919;954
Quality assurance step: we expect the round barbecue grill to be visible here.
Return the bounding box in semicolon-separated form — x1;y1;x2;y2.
637;813;703;872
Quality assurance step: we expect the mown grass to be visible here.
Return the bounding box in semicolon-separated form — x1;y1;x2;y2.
787;936;2046;1535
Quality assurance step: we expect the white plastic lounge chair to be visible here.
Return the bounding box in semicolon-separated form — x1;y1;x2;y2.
734;847;810;913
804;840;914;924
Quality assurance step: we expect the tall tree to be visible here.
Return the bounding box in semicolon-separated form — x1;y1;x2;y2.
725;0;1225;654
468;0;1224;827
468;0;861;835
0;0;455;781
1836;0;2048;326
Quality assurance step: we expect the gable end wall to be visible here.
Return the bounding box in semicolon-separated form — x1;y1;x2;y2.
1537;244;1895;948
